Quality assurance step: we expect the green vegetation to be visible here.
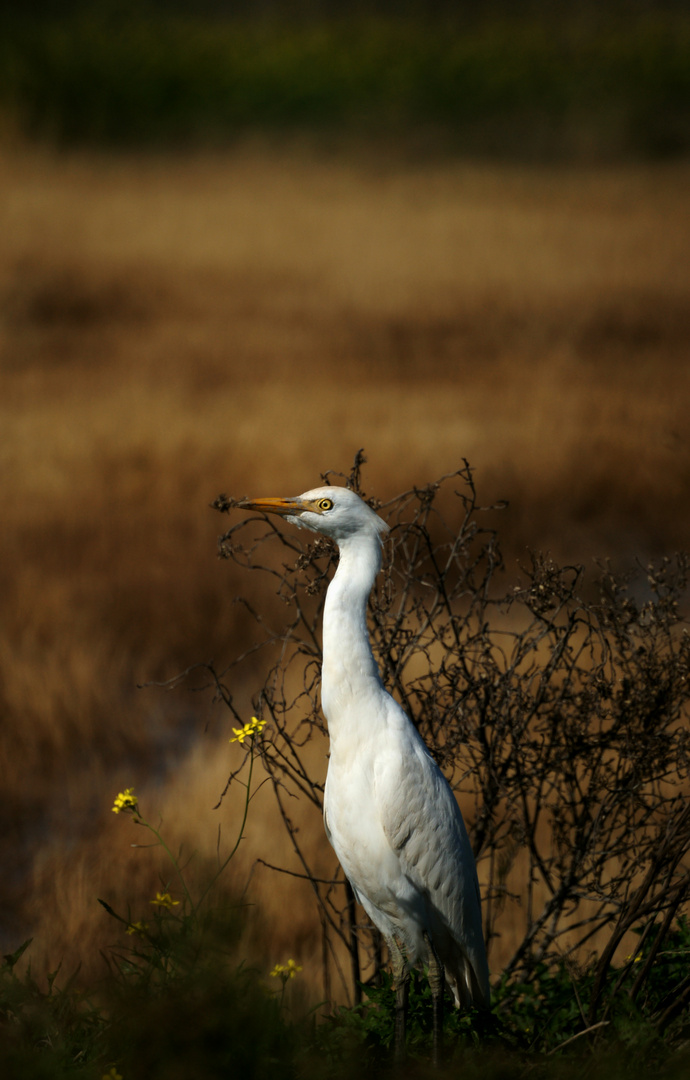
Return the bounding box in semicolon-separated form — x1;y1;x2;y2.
3;914;690;1078
1;9;689;156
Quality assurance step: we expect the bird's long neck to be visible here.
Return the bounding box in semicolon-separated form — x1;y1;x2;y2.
320;533;385;742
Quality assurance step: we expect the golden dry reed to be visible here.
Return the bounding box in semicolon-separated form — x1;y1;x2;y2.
1;142;689;996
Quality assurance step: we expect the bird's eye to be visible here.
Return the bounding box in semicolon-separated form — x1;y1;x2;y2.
318;498;333;512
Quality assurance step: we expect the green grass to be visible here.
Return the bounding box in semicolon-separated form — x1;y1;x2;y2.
3;918;690;1079
1;13;689;156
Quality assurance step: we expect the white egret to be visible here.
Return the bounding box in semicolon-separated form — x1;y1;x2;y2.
237;485;490;1061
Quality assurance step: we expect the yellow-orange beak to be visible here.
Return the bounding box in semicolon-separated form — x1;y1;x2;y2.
237;496;308;517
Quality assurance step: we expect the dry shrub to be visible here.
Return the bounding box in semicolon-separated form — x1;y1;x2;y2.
210;454;690;1021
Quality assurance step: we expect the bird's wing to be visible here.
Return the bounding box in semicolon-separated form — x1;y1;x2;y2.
376;724;490;1006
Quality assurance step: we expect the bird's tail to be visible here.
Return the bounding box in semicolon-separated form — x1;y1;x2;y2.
448;953;490;1010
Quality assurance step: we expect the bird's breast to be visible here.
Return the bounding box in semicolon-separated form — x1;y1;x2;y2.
322;720;429;930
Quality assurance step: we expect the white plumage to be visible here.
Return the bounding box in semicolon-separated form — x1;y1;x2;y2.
238;485;490;1054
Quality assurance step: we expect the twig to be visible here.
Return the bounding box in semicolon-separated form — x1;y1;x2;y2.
547;1021;610;1054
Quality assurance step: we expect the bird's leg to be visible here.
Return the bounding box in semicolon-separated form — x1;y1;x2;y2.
424;932;445;1068
389;936;409;1063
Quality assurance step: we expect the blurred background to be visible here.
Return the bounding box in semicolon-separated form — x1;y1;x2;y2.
1;0;689;997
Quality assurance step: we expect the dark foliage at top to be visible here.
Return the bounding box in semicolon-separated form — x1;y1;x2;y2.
1;5;689;157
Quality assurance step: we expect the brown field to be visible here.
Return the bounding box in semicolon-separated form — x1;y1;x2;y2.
1;141;689;1000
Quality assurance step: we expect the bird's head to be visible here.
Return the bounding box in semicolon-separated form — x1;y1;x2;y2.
238;486;389;546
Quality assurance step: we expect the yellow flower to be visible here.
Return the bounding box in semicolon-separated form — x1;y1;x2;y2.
150;891;180;909
126;921;149;936
102;1069;123;1080
230;716;267;744
112;788;140;815
270;958;302;979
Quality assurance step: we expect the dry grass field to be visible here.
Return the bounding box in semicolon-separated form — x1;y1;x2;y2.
1;141;689;1001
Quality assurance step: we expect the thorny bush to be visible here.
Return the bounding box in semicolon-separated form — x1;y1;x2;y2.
206;453;690;1044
